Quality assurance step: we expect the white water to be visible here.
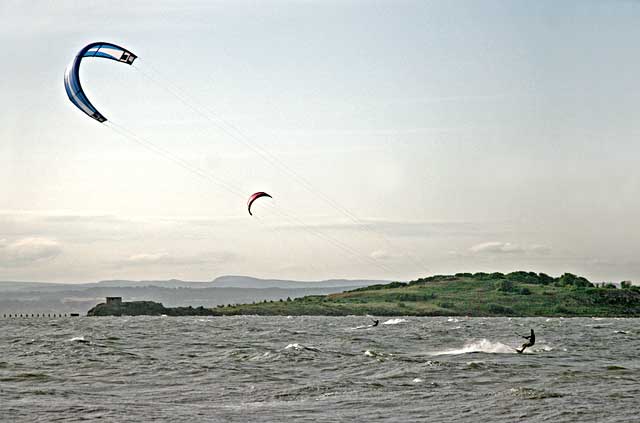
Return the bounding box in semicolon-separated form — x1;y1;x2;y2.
382;318;407;325
430;339;516;356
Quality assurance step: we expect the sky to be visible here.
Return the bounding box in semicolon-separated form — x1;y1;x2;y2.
1;0;640;283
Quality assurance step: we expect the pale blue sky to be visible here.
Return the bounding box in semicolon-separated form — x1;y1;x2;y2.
1;1;640;283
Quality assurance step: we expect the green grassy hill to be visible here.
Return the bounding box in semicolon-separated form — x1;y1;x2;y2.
209;272;640;317
86;272;640;317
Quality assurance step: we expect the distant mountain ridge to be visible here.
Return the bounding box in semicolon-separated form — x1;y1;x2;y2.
210;275;390;289
0;276;393;314
0;276;390;292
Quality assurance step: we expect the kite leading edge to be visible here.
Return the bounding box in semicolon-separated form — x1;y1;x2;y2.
64;42;137;123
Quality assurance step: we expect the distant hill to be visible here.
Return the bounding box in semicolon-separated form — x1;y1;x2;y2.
210;275;388;289
0;275;388;315
200;272;640;317
0;276;386;292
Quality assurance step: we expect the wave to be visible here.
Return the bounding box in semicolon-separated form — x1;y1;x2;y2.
0;372;50;382
429;339;516;356
68;336;90;344
382;318;407;325
284;343;320;352
508;387;564;399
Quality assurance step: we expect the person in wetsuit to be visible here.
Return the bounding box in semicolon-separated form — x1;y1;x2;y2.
371;319;379;327
516;329;535;354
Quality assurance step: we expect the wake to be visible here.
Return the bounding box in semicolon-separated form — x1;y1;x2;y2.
429;339;516;356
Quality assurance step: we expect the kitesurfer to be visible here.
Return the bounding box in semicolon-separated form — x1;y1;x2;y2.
516;329;535;354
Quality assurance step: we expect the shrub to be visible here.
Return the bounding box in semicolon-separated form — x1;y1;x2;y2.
495;279;517;293
507;271;541;285
556;273;593;288
538;273;554;285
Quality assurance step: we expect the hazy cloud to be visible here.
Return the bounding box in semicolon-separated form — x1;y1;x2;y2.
116;251;237;267
0;237;62;267
370;250;400;261
277;218;508;238
470;242;551;255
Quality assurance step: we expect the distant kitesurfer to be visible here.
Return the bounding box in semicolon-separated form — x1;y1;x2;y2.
516;329;535;354
371;319;379;327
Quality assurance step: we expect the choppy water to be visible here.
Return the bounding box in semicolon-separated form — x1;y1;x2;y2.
1;316;638;422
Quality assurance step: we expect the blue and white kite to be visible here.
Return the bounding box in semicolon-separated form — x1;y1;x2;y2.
64;42;137;123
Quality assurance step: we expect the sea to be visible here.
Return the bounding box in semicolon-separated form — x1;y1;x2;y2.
0;316;638;422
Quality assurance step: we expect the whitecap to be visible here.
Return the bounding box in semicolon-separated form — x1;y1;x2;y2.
382;318;407;325
429;339;515;356
285;343;302;350
412;378;423;383
284;343;319;352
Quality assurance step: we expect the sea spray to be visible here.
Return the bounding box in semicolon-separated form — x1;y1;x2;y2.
382;318;407;325
430;339;515;356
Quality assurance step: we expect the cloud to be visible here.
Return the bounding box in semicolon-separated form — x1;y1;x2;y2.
370;250;400;261
0;211;243;243
0;237;62;267
116;251;237;267
277;217;507;239
125;253;173;265
469;242;551;255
